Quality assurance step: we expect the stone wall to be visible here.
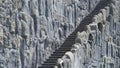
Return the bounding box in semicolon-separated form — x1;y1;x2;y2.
0;0;102;68
57;0;120;68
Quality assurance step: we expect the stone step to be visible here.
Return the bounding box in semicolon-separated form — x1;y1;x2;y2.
51;52;65;56
51;53;64;56
46;58;58;60
60;45;71;47
65;38;75;41
54;50;68;53
52;51;65;54
67;37;75;39
44;60;57;63
53;52;66;54
67;36;76;38
50;53;63;56
42;63;57;66
68;35;76;37
46;59;57;61
44;59;57;63
58;47;71;50
44;62;56;64
65;39;75;41
38;65;55;68
55;48;70;51
62;41;74;45
49;55;62;58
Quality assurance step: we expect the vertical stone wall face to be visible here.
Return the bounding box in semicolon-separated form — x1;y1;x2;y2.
57;0;120;68
0;0;120;68
0;0;101;68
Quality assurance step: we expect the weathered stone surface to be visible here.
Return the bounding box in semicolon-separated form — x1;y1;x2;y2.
0;0;120;68
56;1;120;68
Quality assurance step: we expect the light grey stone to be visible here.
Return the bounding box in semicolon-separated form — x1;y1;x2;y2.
0;0;120;68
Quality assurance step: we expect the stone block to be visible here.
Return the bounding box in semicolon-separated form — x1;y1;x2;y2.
0;25;3;45
63;0;72;5
75;31;88;44
21;20;29;39
88;23;98;31
104;6;110;17
97;13;103;22
103;56;114;64
10;21;15;34
92;15;98;23
100;9;106;21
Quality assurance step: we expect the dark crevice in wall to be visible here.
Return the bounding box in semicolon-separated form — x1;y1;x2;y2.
98;23;103;32
31;15;37;36
45;0;48;17
88;33;93;45
37;0;41;15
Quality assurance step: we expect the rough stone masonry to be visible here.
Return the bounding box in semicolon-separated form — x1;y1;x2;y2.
57;0;120;68
0;0;120;68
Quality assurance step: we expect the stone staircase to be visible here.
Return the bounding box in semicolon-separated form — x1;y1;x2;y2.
38;34;76;68
38;0;111;68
